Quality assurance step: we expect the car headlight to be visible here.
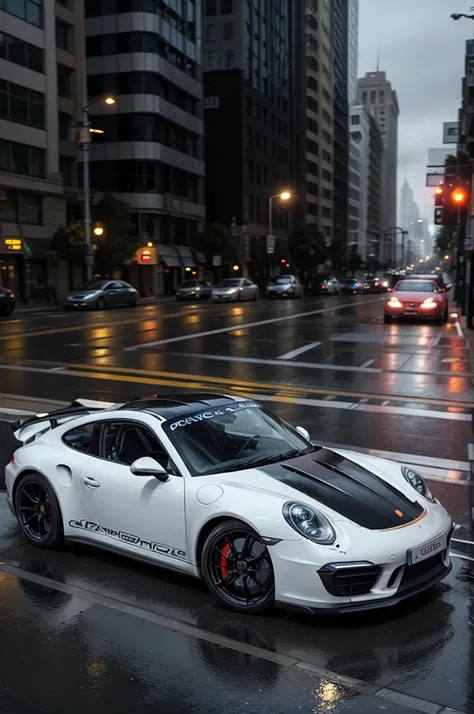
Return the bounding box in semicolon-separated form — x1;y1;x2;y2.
283;502;336;544
401;466;434;502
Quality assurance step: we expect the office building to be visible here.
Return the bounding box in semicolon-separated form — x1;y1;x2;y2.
0;0;86;300
202;0;292;276
331;0;349;260
357;71;399;258
301;0;333;240
85;0;205;293
399;177;422;262
349;104;383;260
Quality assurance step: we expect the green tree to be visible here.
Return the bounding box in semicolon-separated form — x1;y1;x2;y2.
91;194;137;276
347;252;363;275
195;223;238;267
50;221;86;265
434;227;452;256
289;226;328;278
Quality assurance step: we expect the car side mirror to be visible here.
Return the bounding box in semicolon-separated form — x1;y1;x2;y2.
130;457;168;481
296;426;310;441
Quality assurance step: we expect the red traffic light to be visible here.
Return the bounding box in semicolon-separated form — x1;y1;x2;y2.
452;189;466;203
280;258;286;264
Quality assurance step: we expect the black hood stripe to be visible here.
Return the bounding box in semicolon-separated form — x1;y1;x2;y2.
261;449;424;530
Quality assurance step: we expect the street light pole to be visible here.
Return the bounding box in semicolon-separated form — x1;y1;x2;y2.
80;95;115;282
82;104;93;282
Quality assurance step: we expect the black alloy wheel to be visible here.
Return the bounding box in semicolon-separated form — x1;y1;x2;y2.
15;473;64;549
202;520;275;613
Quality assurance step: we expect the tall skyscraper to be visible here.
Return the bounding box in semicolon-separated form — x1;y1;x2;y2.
202;0;292;272
349;105;383;260
295;0;333;239
357;71;399;257
0;0;86;301
400;177;421;262
84;0;205;292
347;0;359;105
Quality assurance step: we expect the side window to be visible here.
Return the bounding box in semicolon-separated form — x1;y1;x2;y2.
244;279;252;286
107;281;122;290
63;423;99;455
101;421;177;473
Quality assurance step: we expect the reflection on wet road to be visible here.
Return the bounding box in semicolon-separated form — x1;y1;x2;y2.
0;295;473;713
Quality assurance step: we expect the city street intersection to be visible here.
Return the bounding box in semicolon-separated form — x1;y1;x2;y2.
0;294;472;714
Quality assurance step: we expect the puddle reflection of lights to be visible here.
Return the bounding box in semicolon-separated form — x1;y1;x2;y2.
315;681;343;711
230;308;244;317
447;377;465;394
183;315;200;325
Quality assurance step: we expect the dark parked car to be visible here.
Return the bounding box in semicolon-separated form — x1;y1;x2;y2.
0;287;15;316
176;279;213;301
310;275;340;295
65;279;140;310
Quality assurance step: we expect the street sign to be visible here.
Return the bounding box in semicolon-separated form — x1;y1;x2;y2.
1;238;22;252
212;254;221;267
465;237;473;252
443;121;460;144
266;235;275;254
426;173;444;187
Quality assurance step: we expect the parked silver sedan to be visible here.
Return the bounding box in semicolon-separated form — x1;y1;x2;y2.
176;279;213;301
211;278;259;302
266;274;303;299
64;279;140;310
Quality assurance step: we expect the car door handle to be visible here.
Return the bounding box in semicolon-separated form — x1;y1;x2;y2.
83;476;100;489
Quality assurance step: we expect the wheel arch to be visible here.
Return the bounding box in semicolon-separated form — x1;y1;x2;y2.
194;514;260;570
12;468;59;512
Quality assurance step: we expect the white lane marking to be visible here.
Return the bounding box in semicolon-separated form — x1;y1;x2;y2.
316;441;471;472
350;402;471;421
360;359;375;368
381;400;390;406
277;342;321;360
432;329;445;347
124;297;383;351
179;353;383;374
455;319;464;337
49;367;67;372
452;537;474;545
0;407;36;416
172;352;474;379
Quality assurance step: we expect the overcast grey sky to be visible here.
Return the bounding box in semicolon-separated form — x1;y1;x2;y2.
358;0;472;222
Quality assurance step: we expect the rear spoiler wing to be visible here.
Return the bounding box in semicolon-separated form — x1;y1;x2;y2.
5;399;117;435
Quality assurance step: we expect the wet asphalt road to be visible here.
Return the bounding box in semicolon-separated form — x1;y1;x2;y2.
0;295;473;713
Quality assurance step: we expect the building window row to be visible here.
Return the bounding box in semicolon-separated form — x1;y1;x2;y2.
361;89;385;105
84;0;198;42
306;159;319;177
0;80;45;130
86;32;197;78
205;0;234;16
206;21;234;41
0;32;43;74
90;113;200;158
88;71;199;116
1;190;42;225
88;159;199;202
0;0;43;29
0;139;45;179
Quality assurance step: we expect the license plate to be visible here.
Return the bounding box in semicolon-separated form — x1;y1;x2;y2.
407;533;447;566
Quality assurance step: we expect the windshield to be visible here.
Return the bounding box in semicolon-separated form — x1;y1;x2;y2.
217;279;241;288
163;401;314;476
270;276;293;284
395;281;437;293
79;280;108;291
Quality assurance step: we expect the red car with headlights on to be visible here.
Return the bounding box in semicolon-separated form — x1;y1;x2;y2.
384;279;448;324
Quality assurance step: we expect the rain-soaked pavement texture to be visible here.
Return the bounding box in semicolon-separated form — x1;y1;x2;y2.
0;295;473;713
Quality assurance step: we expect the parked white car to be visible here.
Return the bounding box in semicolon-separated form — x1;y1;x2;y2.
211;278;259;302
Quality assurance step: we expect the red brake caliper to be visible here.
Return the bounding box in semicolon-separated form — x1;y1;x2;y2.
220;543;232;579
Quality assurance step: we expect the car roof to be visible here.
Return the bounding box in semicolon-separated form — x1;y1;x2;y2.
118;393;251;420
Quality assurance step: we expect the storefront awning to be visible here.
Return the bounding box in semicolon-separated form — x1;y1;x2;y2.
176;245;196;267
157;244;181;268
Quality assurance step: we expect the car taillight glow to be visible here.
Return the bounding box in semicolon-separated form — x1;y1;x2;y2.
387;297;402;308
420;298;438;309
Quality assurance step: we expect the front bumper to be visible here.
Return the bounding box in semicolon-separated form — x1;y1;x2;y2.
271;510;453;613
384;306;444;319
65;300;96;309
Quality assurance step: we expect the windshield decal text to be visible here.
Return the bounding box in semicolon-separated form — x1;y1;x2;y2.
168;401;260;431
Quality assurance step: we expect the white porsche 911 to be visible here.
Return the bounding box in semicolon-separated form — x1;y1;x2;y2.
4;394;453;615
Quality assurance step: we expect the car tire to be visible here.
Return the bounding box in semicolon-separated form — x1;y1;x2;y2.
14;472;64;549
201;519;275;613
96;297;107;310
383;315;392;324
